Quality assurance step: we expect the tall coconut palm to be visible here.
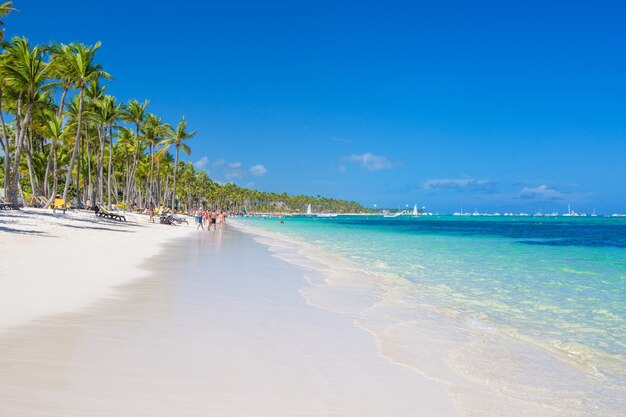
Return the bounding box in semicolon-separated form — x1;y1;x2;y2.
142;114;169;205
93;95;122;207
121;99;148;203
0;37;49;204
43;114;64;202
0;2;16;40
42;42;75;202
61;42;110;204
157;116;196;211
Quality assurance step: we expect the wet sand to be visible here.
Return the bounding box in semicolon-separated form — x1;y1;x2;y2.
0;225;459;416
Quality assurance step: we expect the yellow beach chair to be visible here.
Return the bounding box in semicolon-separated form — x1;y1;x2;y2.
53;198;68;214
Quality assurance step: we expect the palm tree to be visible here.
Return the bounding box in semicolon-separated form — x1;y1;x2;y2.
121;99;148;203
61;42;110;204
157;116;196;211
0;37;49;204
95;95;122;207
142;114;170;205
43;114;64;202
0;2;16;40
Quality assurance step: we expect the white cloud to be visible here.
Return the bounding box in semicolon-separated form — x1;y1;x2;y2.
338;165;347;173
249;164;268;177
228;162;242;168
343;153;398;171
225;170;243;179
193;156;209;170
423;178;496;192
520;184;565;200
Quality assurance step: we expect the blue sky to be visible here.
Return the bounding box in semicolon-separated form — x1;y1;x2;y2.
10;0;626;213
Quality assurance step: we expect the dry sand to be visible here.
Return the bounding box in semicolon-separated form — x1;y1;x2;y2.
0;208;194;333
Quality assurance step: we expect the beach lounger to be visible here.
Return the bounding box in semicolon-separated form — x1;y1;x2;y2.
174;216;189;225
160;215;174;225
159;214;188;225
97;204;126;221
0;199;17;210
52;198;68;213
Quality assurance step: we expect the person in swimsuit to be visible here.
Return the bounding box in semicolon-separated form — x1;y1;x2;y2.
195;208;204;230
202;209;209;229
148;202;155;223
210;210;218;230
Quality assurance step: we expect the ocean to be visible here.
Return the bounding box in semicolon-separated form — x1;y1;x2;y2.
236;215;626;417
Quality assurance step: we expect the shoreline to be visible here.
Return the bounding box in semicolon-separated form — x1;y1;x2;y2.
229;218;624;417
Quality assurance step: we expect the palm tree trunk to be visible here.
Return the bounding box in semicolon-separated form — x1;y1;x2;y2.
62;87;85;203
171;145;179;211
126;122;140;201
77;131;83;205
94;124;105;205
0;90;11;199
107;126;113;207
148;143;154;204
86;138;92;207
9;95;33;205
43;86;69;196
24;132;37;198
97;126;105;204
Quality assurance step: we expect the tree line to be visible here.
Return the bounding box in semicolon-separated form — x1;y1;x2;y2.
0;3;367;214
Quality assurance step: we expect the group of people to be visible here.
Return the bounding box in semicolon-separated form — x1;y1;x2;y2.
193;208;226;231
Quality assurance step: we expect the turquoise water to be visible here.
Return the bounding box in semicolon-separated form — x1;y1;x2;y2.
238;215;626;415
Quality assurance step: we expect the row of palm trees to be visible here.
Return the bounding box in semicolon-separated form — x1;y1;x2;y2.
0;3;366;214
0;14;198;211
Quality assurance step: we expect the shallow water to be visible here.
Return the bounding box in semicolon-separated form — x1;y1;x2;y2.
237;215;626;417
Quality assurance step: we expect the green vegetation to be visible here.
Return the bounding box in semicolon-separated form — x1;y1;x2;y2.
0;3;367;214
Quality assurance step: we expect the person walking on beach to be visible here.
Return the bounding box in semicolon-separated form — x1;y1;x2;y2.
210;210;218;231
218;211;225;228
148;202;155;223
202;209;209;230
195;208;204;230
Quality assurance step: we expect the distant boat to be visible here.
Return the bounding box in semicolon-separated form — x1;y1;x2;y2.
383;210;401;218
562;204;579;217
412;204;418;216
316;213;338;218
306;204;312;216
591;209;598;217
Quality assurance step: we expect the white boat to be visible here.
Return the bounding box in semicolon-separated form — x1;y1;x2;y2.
412;204;419;216
306;204;312;216
383;211;401;218
316;213;338;218
562;204;578;217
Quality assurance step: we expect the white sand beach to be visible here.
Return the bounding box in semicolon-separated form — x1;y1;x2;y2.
0;208;193;333
0;210;459;416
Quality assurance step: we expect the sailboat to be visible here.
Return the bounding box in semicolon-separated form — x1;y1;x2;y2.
412;204;419;216
306;204;312;216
